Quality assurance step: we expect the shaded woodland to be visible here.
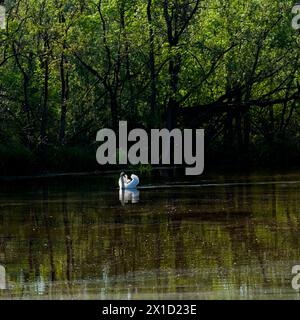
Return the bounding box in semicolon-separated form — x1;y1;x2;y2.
0;0;300;174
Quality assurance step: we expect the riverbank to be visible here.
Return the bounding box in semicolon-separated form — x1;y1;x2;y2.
2;165;300;184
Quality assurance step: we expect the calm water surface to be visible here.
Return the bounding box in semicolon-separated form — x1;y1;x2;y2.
0;171;300;300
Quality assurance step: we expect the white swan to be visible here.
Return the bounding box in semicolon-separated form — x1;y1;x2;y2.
119;172;140;189
119;189;140;205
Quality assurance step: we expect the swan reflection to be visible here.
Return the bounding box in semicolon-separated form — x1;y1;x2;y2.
0;265;5;290
119;189;140;205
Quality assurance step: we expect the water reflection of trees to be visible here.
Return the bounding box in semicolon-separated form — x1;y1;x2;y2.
0;183;300;298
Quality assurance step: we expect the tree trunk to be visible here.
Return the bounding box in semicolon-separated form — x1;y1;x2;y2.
40;46;49;148
120;2;135;120
147;0;157;126
166;55;181;130
243;106;251;157
59;53;69;145
110;93;118;131
12;43;31;129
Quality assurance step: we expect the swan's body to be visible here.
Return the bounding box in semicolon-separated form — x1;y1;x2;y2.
119;174;139;189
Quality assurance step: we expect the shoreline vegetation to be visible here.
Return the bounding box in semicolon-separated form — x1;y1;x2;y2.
1;140;300;177
1;163;300;183
1;1;300;177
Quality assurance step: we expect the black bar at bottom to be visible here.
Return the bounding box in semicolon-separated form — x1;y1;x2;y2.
0;300;297;319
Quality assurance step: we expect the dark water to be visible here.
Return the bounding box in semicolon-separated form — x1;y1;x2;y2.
1;171;300;299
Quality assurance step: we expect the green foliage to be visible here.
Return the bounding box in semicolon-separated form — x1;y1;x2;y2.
0;0;300;174
129;163;153;175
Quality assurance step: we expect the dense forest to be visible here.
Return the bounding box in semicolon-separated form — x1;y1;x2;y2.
0;0;300;175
